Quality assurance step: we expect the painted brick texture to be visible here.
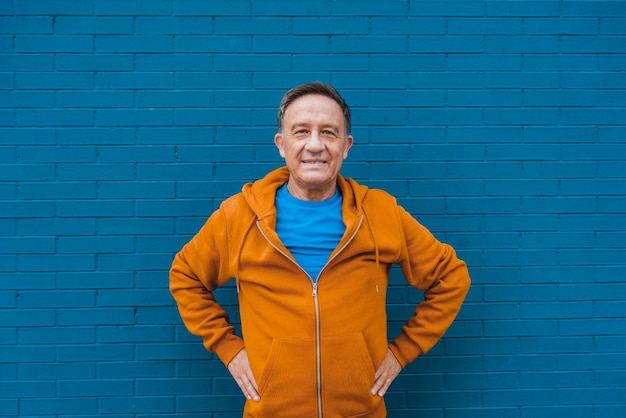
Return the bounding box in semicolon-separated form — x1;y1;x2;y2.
1;0;625;416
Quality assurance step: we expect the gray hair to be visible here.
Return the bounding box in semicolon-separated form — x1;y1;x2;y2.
277;81;351;135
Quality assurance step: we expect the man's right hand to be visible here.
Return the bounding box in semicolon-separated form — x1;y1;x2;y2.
227;348;261;402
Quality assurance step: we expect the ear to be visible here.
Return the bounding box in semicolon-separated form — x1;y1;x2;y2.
343;135;354;159
274;132;286;158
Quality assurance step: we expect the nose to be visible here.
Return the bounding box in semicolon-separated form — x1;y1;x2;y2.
305;130;324;153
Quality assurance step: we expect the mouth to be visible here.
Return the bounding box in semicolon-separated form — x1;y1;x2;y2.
302;160;327;165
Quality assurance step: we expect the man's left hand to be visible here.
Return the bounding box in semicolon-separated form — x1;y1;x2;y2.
371;349;402;397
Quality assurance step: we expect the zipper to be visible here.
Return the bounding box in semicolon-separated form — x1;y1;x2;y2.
256;215;364;418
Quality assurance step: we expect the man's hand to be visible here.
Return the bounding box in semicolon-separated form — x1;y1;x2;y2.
371;349;402;397
227;348;260;402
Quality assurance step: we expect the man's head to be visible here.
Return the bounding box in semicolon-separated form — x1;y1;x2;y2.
274;82;354;201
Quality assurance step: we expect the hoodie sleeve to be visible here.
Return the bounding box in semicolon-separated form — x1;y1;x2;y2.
389;206;471;367
169;207;245;366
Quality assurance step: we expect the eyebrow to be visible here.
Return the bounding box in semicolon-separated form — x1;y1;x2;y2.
289;123;340;132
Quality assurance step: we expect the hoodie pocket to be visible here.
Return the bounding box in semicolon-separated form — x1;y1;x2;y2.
321;332;381;417
249;337;318;417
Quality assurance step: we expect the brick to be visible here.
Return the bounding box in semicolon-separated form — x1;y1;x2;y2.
0;309;56;327
448;161;522;178
522;232;595;249
96;109;173;126
0;17;53;34
594;301;626;318
97;361;173;378
13;0;92;15
57;308;135;326
521;336;594;353
96;72;173;89
0;53;54;71
409;2;483;17
18;145;97;163
0;237;55;254
486;1;561;17
97;289;172;307
18;218;95;236
175;108;252;126
56;200;134;217
58;164;134;181
55;17;134;34
56;54;134;71
485;179;560;196
177;395;241;413
99;181;176;199
57;272;134;289
447;198;521;215
562;72;626;89
20;398;97;416
57;128;135;145
175;36;251;53
0;201;55;218
139;53;214;72
97;218;175;235
135;342;209;361
295;17;370;35
523;197;596;214
98;253;172;271
601;17;626;34
524;17;599;35
18;255;95;272
136;90;214;108
521;406;593;418
18;326;96;344
174;0;251;16
15;35;93;53
96;35;174;53
0;381;55;398
520;371;593;388
16;109;94;126
18;362;94;380
370;54;446;71
524;55;599;72
449;18;523;34
136;377;212;396
136;17;213;34
564;36;626;53
57;236;134;254
484;388;557;406
98;325;174;343
0;91;55;108
94;0;172;15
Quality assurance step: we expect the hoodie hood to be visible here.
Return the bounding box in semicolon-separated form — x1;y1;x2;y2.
241;166;369;221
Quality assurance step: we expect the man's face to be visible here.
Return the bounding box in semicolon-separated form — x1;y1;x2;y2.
274;94;353;201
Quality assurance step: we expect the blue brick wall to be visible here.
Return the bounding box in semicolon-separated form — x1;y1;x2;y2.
1;0;625;416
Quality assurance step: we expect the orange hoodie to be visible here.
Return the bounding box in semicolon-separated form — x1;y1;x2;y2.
170;167;470;418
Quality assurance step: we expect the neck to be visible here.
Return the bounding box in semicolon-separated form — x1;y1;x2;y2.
286;181;337;201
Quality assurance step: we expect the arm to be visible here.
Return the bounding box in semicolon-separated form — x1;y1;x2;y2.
389;207;471;367
169;209;245;367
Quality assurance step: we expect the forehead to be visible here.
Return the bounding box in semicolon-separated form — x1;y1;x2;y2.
283;94;344;125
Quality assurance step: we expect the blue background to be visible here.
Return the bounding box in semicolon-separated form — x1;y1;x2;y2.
2;1;625;417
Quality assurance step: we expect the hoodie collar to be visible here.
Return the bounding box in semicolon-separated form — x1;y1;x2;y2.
241;166;368;221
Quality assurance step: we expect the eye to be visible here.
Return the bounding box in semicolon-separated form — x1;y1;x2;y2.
322;130;338;138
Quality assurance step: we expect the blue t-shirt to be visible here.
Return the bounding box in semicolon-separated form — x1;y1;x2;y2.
275;184;345;282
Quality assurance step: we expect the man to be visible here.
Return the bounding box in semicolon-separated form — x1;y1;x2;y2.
170;81;470;417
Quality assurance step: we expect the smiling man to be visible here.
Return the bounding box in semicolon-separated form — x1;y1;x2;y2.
170;81;471;417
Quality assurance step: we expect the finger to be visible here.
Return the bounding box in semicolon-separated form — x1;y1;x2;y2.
243;370;260;401
239;377;261;402
371;373;391;397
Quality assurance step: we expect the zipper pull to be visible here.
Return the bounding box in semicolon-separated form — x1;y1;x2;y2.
312;283;317;297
